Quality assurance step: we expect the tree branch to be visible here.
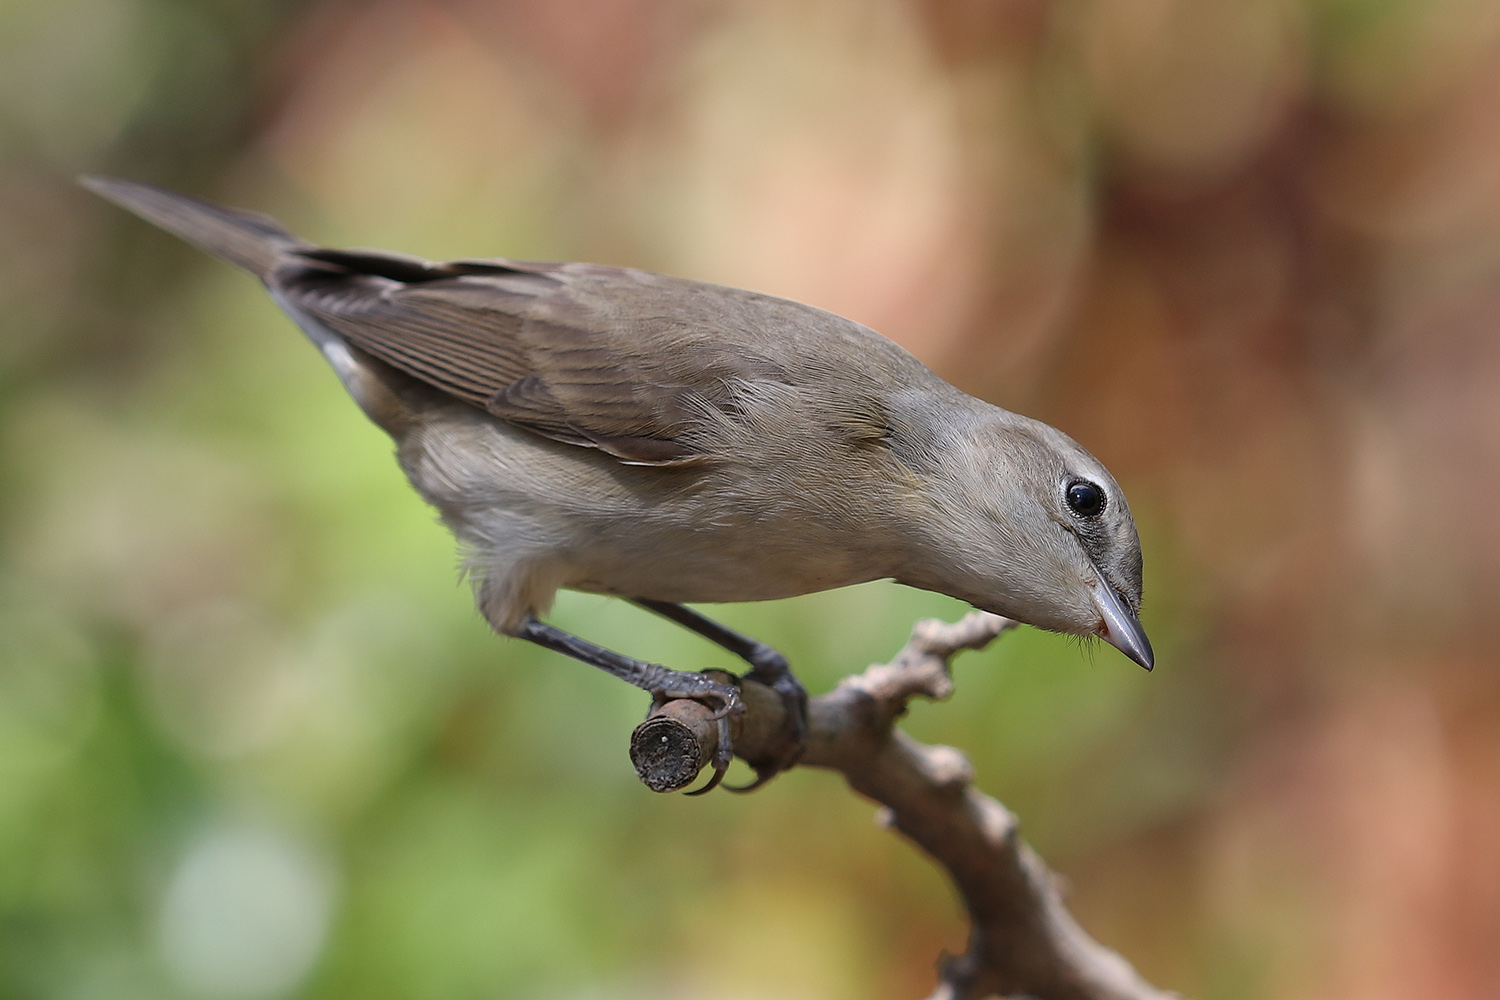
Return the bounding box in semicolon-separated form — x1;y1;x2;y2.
629;613;1178;1000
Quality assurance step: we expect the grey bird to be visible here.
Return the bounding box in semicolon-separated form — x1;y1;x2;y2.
83;176;1153;791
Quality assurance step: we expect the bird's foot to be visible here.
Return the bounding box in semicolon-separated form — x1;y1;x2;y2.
644;668;744;795
626;601;807;793
725;661;808;793
516;617;746;793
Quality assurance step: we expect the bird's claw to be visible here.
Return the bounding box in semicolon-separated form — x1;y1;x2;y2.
685;716;734;795
647;670;741;795
649;664;809;795
724;668;807;793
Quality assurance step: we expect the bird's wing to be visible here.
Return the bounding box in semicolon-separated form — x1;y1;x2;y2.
272;249;791;465
80;177;908;464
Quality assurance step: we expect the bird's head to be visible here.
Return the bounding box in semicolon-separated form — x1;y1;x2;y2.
889;398;1153;670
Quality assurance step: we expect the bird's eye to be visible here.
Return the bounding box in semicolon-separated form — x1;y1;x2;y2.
1065;480;1106;518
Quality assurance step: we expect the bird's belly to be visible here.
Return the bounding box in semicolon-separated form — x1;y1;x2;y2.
559;530;881;604
401;408;895;615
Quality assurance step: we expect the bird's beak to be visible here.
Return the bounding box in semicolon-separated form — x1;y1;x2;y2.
1091;568;1154;671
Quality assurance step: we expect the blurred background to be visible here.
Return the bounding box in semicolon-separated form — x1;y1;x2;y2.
2;0;1499;997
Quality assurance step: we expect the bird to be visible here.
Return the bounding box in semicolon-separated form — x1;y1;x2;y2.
83;176;1153;792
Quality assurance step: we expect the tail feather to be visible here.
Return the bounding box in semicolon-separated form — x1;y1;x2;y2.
80;176;307;276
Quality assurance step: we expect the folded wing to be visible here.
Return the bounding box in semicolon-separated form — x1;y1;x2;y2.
275;250;773;465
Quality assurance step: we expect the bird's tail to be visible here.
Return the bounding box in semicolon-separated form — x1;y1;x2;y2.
80;176;308;277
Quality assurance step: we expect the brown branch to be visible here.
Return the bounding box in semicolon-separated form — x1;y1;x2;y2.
629;613;1179;1000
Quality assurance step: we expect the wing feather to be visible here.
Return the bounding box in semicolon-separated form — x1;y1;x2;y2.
271;251;728;464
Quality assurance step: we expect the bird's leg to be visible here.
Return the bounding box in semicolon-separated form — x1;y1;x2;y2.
516;618;741;793
632;600;808;790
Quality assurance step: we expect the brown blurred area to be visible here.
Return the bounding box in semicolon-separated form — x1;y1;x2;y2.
4;0;1500;998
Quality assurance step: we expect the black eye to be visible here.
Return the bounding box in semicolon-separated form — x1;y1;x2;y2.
1066;480;1106;518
